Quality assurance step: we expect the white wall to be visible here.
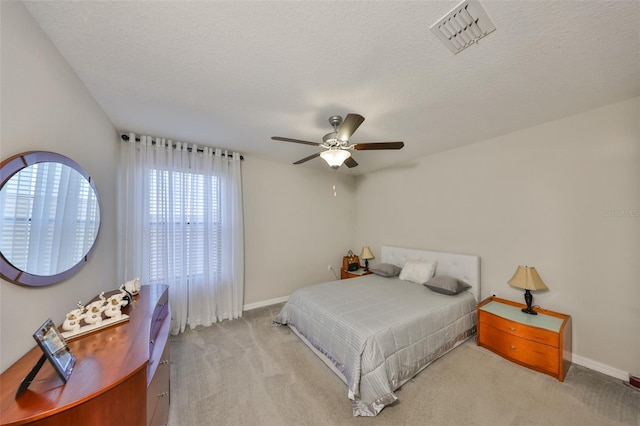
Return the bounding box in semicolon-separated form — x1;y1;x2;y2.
355;97;640;376
0;1;119;372
242;157;356;305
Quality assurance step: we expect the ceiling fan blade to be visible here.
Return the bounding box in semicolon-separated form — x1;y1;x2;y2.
344;156;358;168
293;152;321;165
336;114;365;141
272;136;320;146
353;142;404;150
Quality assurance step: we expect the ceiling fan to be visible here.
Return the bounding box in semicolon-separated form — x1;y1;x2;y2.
271;114;404;169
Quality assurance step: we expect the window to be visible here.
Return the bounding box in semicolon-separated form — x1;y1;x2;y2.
146;169;221;284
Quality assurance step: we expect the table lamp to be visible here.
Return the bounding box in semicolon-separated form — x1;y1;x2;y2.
360;247;374;271
507;265;548;315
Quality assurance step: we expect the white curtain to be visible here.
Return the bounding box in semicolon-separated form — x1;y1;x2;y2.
118;134;244;334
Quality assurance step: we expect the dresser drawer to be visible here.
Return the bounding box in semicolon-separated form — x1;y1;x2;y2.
147;342;170;426
150;292;170;345
479;311;558;348
479;324;559;375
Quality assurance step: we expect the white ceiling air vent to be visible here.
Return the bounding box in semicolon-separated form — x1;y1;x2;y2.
430;0;496;54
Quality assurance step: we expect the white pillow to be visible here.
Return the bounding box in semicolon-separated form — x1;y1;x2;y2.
399;259;438;284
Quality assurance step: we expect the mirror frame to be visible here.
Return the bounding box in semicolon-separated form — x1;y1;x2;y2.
0;151;101;287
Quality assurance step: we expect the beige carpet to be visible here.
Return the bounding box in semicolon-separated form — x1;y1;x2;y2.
168;303;639;426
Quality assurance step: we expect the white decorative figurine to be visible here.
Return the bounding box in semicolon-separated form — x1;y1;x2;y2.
60;290;131;340
104;293;127;319
123;277;141;295
62;304;86;333
84;294;106;325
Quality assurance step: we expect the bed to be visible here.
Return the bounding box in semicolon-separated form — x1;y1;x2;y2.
273;246;480;416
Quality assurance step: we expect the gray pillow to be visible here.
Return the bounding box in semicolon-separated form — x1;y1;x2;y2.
368;263;401;277
424;275;471;295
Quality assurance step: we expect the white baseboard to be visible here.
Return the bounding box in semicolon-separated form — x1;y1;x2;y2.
572;354;628;381
243;295;289;311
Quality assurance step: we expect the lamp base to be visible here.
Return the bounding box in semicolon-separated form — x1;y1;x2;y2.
522;289;537;315
364;259;369;271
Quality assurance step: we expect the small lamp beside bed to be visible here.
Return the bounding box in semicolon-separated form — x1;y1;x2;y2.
360;247;374;271
507;265;548;315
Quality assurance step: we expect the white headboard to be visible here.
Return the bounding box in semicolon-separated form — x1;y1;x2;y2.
381;246;481;302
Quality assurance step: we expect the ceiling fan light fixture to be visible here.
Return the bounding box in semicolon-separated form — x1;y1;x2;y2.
272;113;403;168
320;149;351;169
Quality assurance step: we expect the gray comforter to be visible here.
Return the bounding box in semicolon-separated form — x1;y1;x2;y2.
273;274;477;416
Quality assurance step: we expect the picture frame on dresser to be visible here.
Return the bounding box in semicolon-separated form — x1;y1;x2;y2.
16;318;76;397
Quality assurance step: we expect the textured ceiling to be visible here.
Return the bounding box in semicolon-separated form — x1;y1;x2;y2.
23;1;640;175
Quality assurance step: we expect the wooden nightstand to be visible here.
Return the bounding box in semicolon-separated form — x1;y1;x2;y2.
477;296;572;381
340;268;372;280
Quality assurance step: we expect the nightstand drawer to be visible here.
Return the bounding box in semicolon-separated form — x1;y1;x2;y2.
479;311;558;348
340;268;372;280
479;325;559;375
477;296;571;381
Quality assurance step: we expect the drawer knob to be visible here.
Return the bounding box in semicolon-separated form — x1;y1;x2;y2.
158;392;169;398
509;327;516;331
150;339;155;345
160;359;170;365
509;345;516;350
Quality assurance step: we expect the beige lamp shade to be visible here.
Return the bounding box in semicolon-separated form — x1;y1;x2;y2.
507;266;548;291
360;246;375;260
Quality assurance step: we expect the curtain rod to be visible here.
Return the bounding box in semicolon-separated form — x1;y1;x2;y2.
120;133;244;160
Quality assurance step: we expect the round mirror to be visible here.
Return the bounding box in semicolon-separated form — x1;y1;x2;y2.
0;151;101;286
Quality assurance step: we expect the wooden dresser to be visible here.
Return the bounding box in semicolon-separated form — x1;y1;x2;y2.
477;296;571;381
0;285;170;426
